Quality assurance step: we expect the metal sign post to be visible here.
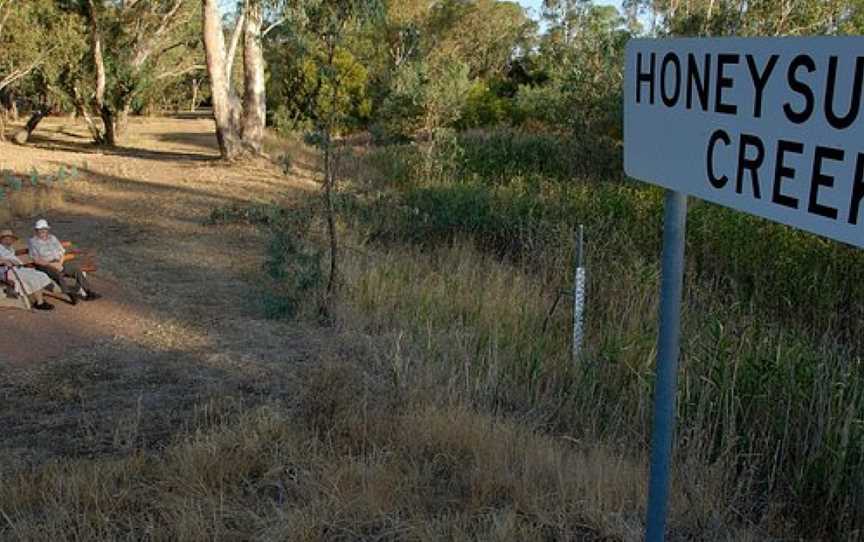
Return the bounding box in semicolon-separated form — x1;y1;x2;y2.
645;191;688;541
624;37;864;539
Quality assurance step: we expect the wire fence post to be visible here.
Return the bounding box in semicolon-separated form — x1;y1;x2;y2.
645;190;688;541
572;224;586;362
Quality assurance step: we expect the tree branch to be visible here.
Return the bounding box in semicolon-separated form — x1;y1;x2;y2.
158;39;196;58
0;0;12;43
156;64;205;80
0;62;43;92
226;2;246;86
131;0;185;68
262;16;286;37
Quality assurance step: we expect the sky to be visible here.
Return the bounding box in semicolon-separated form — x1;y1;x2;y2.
516;0;624;19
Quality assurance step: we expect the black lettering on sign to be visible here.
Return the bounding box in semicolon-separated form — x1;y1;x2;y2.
825;56;864;130
661;52;682;107
784;55;816;124
736;133;764;199
809;146;843;220
772;140;803;209
715;54;739;115
687;54;711;111
746;54;779;118
706;129;731;189
637;52;656;104
849;154;864;225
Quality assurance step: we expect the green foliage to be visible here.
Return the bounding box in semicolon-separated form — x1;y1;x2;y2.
263;215;323;320
268;46;372;134
456;81;512;129
513;80;566;126
0;0;86;96
426;0;536;79
457;128;620;180
641;0;864;36
354;138;864;350
517;3;628;144
269;0;384;137
377;56;471;140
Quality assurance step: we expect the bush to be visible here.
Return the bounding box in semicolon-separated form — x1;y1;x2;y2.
207;202;323;320
245;130;864;536
457;81;513;129
0;166;78;223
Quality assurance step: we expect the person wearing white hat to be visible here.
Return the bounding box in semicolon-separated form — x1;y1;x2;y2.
28;218;99;303
0;229;55;310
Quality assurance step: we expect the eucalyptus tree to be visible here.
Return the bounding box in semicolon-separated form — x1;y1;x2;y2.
0;0;88;142
0;0;79;140
87;0;203;145
58;0;202;145
629;0;864;36
202;0;285;159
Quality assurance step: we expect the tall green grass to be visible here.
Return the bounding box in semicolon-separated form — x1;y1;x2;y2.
257;132;864;538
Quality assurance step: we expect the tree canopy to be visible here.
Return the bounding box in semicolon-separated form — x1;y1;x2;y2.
3;0;864;155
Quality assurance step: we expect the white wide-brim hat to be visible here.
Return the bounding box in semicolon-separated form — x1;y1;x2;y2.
34;219;50;230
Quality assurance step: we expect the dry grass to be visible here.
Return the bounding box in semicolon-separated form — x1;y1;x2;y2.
0;183;64;225
243;137;864;538
0;117;846;540
0;358;757;541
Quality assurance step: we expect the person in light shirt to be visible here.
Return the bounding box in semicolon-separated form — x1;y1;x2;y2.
0;229;55;310
28;219;100;303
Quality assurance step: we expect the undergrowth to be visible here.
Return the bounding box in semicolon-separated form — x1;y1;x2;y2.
206;132;864;539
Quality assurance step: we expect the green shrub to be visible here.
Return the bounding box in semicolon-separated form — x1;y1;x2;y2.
207;202;323;319
456;81;513;129
262;207;323;320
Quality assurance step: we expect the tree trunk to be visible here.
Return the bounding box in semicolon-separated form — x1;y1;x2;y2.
12;109;46;145
241;0;266;155
320;40;340;318
202;0;243;160
99;106;117;147
226;3;245;93
190;79;199;112
72;85;103;142
0;88;15;122
88;0;110;145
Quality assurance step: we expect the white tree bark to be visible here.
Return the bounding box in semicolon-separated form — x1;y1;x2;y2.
88;0;114;145
202;0;242;159
241;0;266;154
226;3;246;92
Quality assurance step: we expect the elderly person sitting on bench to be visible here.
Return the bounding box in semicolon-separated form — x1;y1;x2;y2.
28;219;100;303
0;229;55;311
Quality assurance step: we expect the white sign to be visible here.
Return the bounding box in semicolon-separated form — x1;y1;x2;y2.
624;37;864;249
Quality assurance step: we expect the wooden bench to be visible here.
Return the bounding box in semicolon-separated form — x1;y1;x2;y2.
14;241;98;272
1;241;97;310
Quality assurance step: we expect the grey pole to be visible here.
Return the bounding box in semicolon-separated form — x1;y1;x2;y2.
572;225;586;361
645;190;688;541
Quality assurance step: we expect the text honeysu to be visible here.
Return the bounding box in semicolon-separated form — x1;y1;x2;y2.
625;39;864;247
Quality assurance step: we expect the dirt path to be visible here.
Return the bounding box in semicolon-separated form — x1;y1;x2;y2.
0;279;145;364
0;116;346;469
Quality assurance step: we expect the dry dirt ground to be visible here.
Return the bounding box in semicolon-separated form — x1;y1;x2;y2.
0;116;346;469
